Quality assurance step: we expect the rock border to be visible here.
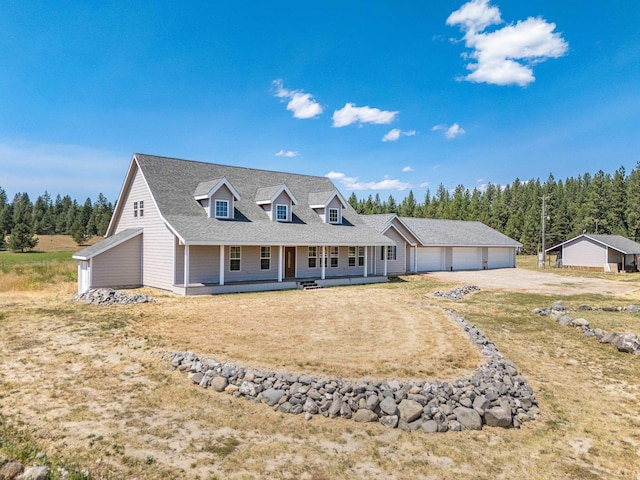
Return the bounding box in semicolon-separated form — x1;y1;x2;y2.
433;285;480;301
533;301;640;354
72;288;156;306
162;310;538;433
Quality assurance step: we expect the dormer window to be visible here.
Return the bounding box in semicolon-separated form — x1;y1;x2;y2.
328;208;339;224
215;200;229;218
276;204;288;222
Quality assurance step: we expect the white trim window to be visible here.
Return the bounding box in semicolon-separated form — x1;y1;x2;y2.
260;246;270;270
381;246;397;260
328;207;340;224
229;246;241;271
330;246;339;267
133;201;138;218
215;200;229;218
139;200;144;217
308;246;317;268
276;204;288;222
358;246;365;266
348;246;356;267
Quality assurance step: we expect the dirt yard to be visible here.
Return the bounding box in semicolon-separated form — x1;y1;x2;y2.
1;269;640;478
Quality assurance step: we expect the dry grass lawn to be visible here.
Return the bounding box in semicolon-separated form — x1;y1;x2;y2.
1;261;640;478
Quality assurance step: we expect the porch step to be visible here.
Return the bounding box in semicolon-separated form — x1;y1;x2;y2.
299;280;323;290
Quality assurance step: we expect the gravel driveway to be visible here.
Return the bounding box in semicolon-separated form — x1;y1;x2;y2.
424;268;640;297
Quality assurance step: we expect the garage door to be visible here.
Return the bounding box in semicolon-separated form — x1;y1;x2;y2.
417;247;444;271
453;247;482;270
488;248;513;269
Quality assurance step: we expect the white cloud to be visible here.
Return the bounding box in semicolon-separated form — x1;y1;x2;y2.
275;149;299;158
382;128;417;142
432;123;466;139
326;171;411;191
446;0;568;87
272;79;323;119
402;166;413;172
332;103;398;128
420;182;430;188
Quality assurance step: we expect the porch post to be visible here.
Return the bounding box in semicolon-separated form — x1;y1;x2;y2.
219;245;225;286
413;245;418;273
384;246;388;276
184;244;190;292
373;246;377;275
363;246;368;277
321;246;326;280
278;245;283;282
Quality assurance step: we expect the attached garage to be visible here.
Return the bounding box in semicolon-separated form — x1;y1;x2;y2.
452;247;482;270
417;247;444;271
488;247;515;269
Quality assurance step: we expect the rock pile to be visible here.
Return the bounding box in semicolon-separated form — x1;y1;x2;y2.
433;285;480;301
0;455;51;480
73;288;156;306
163;312;538;433
533;301;640;354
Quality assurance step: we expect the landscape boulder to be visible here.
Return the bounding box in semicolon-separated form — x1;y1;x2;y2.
353;409;379;423
615;333;640;353
453;407;482;430
397;399;423;423
485;405;512;428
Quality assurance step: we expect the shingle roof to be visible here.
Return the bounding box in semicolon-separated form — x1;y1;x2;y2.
193;178;223;198
359;214;396;232
548;233;640;254
398;217;521;247
72;228;142;260
133;154;391;246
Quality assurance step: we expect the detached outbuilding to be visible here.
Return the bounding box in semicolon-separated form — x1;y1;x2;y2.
546;233;640;272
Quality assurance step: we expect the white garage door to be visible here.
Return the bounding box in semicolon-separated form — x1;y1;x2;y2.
488;248;513;269
453;247;482;270
417;247;444;271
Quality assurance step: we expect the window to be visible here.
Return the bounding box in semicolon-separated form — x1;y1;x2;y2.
139;200;144;217
358;246;365;266
308;246;317;268
328;208;339;224
276;204;288;221
133;201;138;218
348;246;356;267
260;246;270;270
215;200;229;218
381;246;397;260
229;246;241;271
330;246;339;267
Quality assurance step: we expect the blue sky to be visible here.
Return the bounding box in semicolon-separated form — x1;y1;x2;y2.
1;1;639;204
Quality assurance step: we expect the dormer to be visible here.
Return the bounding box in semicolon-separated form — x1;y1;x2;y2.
309;190;348;224
193;177;241;219
255;184;298;222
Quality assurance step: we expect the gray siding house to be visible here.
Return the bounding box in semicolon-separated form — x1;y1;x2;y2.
361;214;521;272
73;154;393;295
546;233;640;272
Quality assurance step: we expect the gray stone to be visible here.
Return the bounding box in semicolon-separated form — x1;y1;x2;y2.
0;461;24;479
211;376;228;392
600;331;619;344
20;465;51;480
188;372;204;384
557;314;573;326
279;402;292;414
379;396;398;416
398;399;423;423
459;397;473;408
340;402;353;419
615;333;640;353
353;409;379;423
625;304;639;313
421;420;438;433
262;388;286;407
303;398;319;414
472;395;491;415
328;400;343;417
552;301;565;311
239;381;259;397
290;404;304;415
485;405;512;428
380;415;399;428
570;318;589;328
448;420;462;431
366;394;380;410
453;407;482;430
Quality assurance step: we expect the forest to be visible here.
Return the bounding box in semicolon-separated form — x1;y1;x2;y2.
1;163;639;254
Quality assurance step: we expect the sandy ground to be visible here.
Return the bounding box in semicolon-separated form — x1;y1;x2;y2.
424;268;640;297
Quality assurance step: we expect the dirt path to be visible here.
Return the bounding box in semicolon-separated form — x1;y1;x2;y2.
424;268;640;297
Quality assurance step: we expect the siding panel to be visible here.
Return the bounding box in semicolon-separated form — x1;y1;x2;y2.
91;235;142;288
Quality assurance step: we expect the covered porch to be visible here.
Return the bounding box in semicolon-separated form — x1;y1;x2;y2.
173;242;391;295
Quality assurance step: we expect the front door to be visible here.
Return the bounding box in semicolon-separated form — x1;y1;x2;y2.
285;247;296;278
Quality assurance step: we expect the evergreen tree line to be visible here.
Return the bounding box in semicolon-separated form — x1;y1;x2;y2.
0;187;114;250
348;164;640;255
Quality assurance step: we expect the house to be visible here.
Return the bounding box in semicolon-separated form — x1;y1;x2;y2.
546;233;640;272
360;214;521;273
73;154;394;295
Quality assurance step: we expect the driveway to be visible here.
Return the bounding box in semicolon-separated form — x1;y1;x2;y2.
424;268;640;297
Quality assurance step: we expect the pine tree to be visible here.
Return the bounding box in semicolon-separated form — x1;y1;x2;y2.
9;223;39;252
